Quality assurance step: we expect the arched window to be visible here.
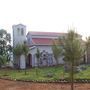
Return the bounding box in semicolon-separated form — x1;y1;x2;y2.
21;28;24;35
17;28;20;35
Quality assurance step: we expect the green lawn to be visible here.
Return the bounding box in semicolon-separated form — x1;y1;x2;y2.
75;66;90;79
0;65;90;81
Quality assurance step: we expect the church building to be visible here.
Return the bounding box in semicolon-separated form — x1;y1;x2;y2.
12;24;85;69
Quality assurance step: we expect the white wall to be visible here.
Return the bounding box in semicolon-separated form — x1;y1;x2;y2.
20;55;26;69
12;24;26;47
37;45;53;53
29;45;64;67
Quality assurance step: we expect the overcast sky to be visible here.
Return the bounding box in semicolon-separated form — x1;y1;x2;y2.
0;0;90;39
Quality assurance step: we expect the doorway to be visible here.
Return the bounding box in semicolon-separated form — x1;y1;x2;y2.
26;54;32;68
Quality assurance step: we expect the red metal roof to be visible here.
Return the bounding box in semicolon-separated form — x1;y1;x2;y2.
27;31;66;45
32;38;54;45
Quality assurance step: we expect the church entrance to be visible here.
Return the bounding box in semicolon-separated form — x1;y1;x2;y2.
26;54;32;68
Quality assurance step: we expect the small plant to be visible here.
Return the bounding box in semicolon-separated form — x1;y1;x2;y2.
46;72;53;78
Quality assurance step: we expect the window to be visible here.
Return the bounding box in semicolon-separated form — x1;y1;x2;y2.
17;28;20;35
21;28;24;35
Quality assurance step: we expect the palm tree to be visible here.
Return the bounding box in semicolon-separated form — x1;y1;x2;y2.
35;48;41;76
36;48;41;67
13;44;22;68
22;41;29;75
61;30;84;90
52;42;62;65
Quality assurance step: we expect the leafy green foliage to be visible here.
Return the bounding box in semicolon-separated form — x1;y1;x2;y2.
0;29;11;66
13;44;22;67
52;42;62;65
62;30;84;64
35;48;41;76
35;48;41;66
85;36;90;64
22;42;29;74
13;43;29;72
22;42;29;56
13;44;22;57
0;55;7;66
60;30;84;90
13;42;29;58
36;48;41;59
86;36;90;50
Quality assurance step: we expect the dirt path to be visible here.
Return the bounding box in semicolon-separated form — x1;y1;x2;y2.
0;79;90;90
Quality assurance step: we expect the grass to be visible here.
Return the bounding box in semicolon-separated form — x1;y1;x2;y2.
0;65;90;81
75;66;90;79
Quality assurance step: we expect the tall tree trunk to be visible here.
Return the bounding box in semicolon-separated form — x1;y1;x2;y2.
25;68;27;75
25;55;27;75
71;63;74;90
55;58;58;65
86;51;88;64
18;56;20;72
35;58;39;76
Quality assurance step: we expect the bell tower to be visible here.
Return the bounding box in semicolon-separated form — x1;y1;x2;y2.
12;24;26;47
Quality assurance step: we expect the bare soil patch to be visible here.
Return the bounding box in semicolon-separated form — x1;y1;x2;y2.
0;79;90;90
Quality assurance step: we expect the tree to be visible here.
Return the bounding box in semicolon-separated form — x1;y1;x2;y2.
35;48;41;76
13;44;22;68
0;55;7;67
22;42;29;59
0;29;7;38
85;36;90;64
36;48;41;67
0;29;11;43
13;42;29;73
22;41;29;75
0;29;11;67
61;30;84;90
52;42;62;65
